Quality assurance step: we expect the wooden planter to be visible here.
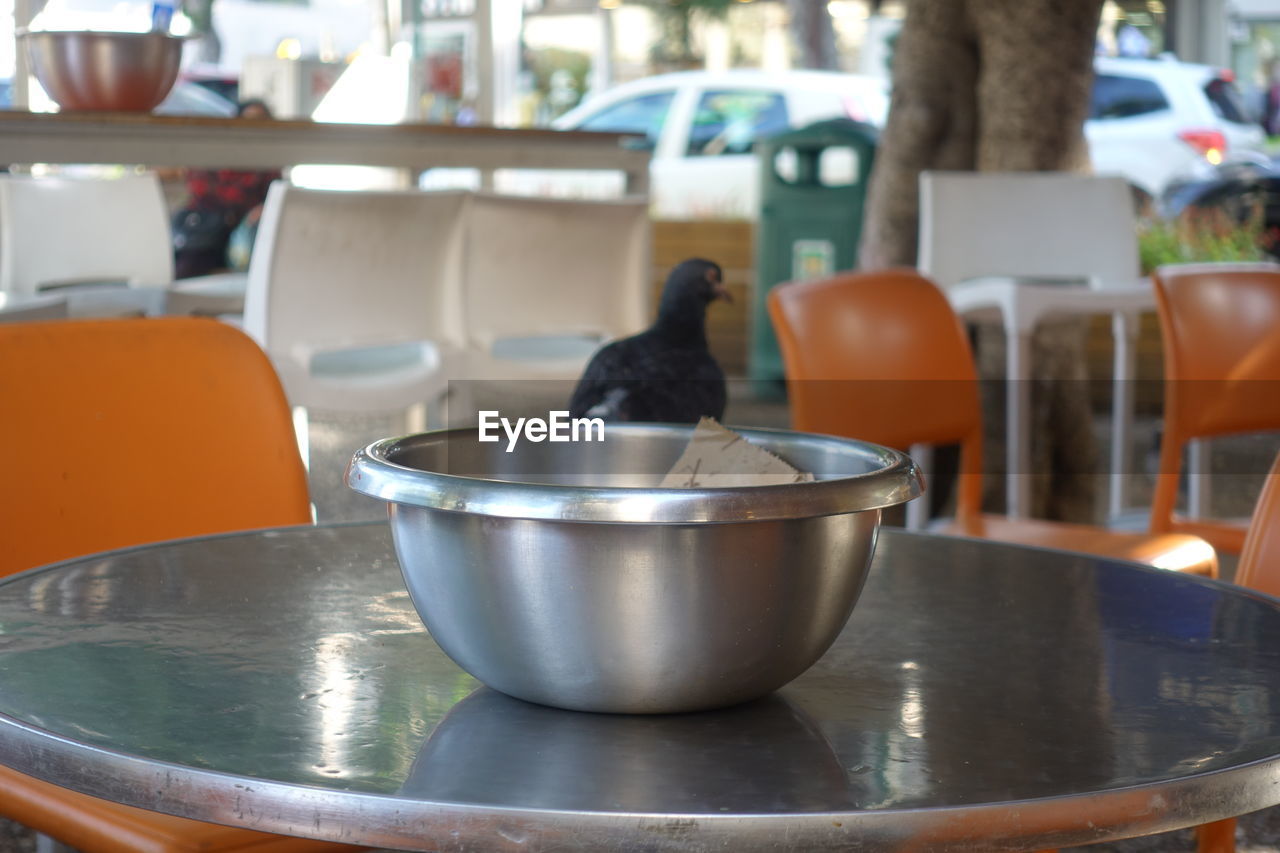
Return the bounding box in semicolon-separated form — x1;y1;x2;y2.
650;219;754;378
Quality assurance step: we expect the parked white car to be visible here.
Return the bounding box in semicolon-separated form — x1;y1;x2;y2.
421;69;889;219
1087;56;1267;198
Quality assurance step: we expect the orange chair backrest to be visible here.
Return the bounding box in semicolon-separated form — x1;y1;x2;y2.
1236;451;1280;599
1151;264;1280;547
767;268;984;518
0;317;313;576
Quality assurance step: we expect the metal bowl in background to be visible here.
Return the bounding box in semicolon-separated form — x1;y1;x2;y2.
21;30;184;112
347;424;921;714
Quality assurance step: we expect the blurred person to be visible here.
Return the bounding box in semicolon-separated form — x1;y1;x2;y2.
172;98;280;278
455;97;478;126
1116;22;1151;58
1262;60;1280;136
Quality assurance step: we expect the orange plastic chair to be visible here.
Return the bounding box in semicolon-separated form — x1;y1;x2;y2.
1190;449;1280;853
0;317;365;852
767;268;1218;577
1151;263;1280;555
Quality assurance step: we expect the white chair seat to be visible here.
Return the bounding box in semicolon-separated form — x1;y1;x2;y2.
283;342;453;411
947;276;1154;330
458;335;607;382
0;292;68;323
311;341;442;379
59;283;166;318
491;335;605;362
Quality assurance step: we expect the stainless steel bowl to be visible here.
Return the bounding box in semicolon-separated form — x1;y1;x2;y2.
21;30;183;112
347;424;921;713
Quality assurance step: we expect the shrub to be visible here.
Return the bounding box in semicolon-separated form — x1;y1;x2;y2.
1138;204;1272;273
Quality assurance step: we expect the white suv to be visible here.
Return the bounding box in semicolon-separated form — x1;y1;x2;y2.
1087;56;1266;199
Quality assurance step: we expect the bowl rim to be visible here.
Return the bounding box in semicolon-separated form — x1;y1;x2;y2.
346;423;922;523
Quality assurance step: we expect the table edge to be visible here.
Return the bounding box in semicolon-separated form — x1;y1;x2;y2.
1;706;1278;852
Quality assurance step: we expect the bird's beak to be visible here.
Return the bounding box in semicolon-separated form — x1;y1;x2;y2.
712;279;733;304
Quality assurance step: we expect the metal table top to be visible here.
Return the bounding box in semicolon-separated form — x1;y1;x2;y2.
0;522;1278;851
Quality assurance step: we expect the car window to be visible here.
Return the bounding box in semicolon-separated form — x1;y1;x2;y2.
686;90;789;157
1204;77;1249;124
576;91;674;152
1090;73;1169;119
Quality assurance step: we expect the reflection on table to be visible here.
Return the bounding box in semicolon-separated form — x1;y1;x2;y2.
0;523;1278;851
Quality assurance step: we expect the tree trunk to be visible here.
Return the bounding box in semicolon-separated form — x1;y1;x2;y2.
857;0;1106;523
195;30;222;65
784;0;839;70
652;5;698;69
182;0;221;64
859;0;1100;269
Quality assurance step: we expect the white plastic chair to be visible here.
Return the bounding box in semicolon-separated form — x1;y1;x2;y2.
241;182;466;456
918;171;1154;520
458;192;650;384
0;172;172;317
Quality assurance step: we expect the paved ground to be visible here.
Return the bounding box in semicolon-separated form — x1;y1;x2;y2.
3;383;1278;852
0;825;31;853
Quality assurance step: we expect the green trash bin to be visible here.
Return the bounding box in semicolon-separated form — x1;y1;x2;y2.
751;118;877;383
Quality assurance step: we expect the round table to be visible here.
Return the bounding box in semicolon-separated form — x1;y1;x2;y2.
0;522;1278;851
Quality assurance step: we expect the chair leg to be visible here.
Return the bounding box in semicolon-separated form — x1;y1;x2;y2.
906;443;933;530
1006;327;1034;519
1188;439;1212;521
427;392;449;430
1197;818;1237;853
1108;310;1138;521
292;405;311;472
448;382;476;430
35;833;77;853
405;401;427;435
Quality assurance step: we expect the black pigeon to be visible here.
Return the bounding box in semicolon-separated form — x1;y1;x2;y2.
568;258;730;423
